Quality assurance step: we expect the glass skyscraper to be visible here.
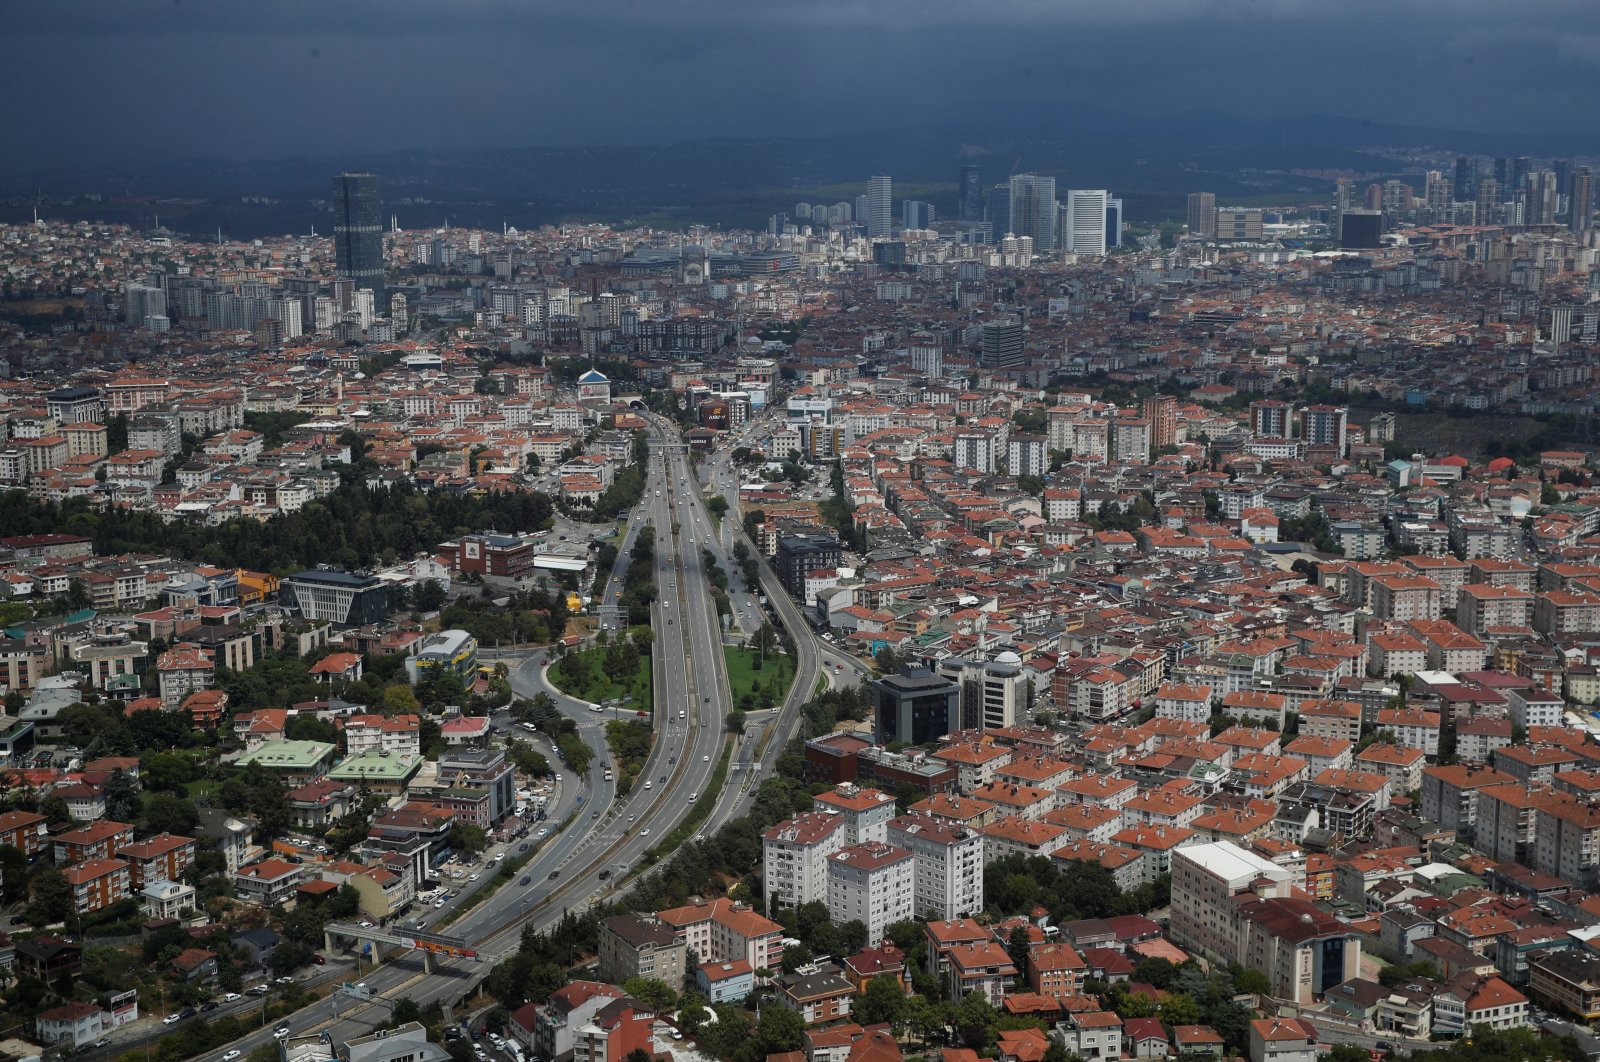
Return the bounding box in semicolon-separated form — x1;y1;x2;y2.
332;172;385;309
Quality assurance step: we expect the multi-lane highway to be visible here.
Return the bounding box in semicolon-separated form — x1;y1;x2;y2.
195;419;736;1060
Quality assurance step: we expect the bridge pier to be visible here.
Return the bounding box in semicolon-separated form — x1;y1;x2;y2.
422;950;433;974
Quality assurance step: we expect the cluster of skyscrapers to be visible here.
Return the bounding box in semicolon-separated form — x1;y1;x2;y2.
788;168;1122;255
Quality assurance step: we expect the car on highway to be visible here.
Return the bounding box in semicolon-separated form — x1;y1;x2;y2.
643;781;652;789
162;1014;183;1025
518;843;529;852
537;828;549;838
469;872;481;881
598;869;612;880
179;1008;197;1020
223;1052;241;1061
201;1001;219;1012
274;1026;292;1040
640;828;650;837
93;1040;110;1050
518;876;530;886
548;870;559;879
703;755;710;762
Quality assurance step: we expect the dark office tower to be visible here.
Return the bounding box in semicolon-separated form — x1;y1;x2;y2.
1339;211;1384;249
988;183;1011;237
1555;159;1572;191
1008;173;1058;250
1187;192;1217;237
1476;179;1500;225
980;316;1024;368
1526;170;1559;226
1512;157;1532;195
1570;167;1595;235
958;164;984;222
1453;156;1476;202
332;172;385;309
1493;157;1510;192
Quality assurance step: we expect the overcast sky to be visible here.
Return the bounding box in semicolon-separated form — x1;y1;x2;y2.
6;0;1599;170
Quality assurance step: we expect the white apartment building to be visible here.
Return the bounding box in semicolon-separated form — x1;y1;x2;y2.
885;813;985;921
812;786;897;846
1154;683;1214;723
953;433;997;474
1504;686;1565;730
1170;841;1292;966
825;842;915;946
656;897;785;976
763;812;847;911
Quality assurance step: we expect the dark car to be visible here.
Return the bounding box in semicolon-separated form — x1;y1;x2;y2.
201;1001;219;1012
518;876;530;886
179;1007;197;1020
1375;1044;1394;1053
598;869;612;880
548;870;559;880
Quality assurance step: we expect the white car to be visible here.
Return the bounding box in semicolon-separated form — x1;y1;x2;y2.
640;828;651;837
224;1051;242;1060
274;1026;291;1039
469;872;481;881
222;992;241;1002
643;781;653;789
703;755;710;762
162;1014;182;1026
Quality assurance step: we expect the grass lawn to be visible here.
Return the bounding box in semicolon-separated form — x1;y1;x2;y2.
548;645;653;714
723;646;795;711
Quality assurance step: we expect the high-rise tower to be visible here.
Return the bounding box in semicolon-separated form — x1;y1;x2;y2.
1187;192;1217;238
1569;167;1594;235
865;175;893;238
332;172;385;309
1008;174;1058;251
958;165;984;222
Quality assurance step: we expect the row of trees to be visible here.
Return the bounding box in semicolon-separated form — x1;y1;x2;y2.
0;479;556;575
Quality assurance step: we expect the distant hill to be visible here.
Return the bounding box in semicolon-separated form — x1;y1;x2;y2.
6;106;1593;237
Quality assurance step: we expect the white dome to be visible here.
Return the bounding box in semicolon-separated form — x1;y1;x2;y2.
995;650;1022;665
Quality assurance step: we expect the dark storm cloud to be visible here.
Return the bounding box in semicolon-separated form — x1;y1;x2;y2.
4;0;1598;170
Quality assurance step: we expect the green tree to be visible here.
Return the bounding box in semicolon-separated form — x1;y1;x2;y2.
953;990;998;1049
0;845;25;903
1159;992;1201;1027
677;990;711;1037
450;822;489;857
621;978;679;1014
271;941;315;975
103;769;141;821
38;794;70;824
27;866;72;924
856;974;908;1029
144;793;200;834
747;1005;805;1062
